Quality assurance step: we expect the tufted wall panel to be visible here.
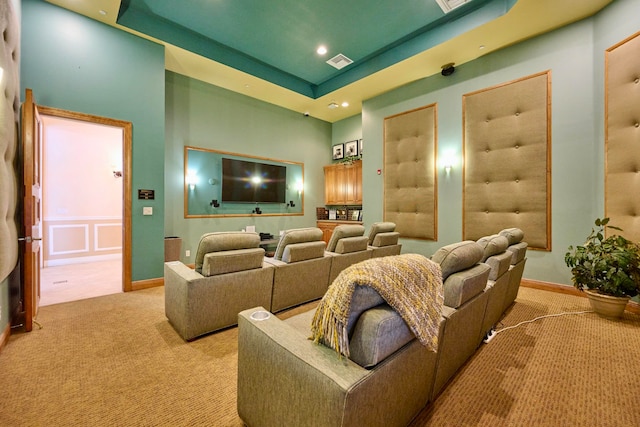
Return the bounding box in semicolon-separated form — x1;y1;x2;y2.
0;0;20;283
383;105;437;240
463;72;551;250
605;31;640;242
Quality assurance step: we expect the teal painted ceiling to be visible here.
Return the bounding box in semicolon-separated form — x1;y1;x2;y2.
47;0;614;121
116;0;495;98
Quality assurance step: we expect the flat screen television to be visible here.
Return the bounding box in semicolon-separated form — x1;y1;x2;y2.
221;158;287;203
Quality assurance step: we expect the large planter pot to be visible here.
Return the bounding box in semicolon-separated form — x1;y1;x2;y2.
585;289;629;319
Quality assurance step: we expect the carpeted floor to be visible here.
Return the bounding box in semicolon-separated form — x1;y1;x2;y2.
0;286;638;426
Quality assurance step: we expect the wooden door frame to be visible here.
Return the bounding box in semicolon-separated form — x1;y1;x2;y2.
37;106;133;292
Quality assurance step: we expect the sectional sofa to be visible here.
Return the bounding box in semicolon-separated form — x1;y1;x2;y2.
164;223;401;341
237;228;528;427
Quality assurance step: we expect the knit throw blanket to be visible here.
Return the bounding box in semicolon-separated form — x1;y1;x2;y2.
311;253;444;357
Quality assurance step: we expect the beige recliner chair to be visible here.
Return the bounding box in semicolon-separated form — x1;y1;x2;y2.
164;231;274;341
264;227;332;312
476;234;513;342
367;222;402;257
430;240;491;398
325;224;372;283
238;254;443;427
499;228;528;312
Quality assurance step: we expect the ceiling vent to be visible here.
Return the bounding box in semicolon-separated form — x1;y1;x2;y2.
326;53;353;70
435;0;469;13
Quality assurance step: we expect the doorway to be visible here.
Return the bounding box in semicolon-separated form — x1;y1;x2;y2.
36;108;132;306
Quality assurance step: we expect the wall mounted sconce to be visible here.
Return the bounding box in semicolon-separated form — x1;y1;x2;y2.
186;173;197;190
295;180;303;194
440;150;459;175
210;199;220;208
288;200;295;207
113;171;122;178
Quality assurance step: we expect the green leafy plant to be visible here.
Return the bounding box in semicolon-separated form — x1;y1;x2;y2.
565;218;640;298
338;154;362;164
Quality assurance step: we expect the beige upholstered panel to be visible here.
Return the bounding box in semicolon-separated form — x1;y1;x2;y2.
0;1;20;282
383;105;437;240
605;31;640;241
463;72;551;250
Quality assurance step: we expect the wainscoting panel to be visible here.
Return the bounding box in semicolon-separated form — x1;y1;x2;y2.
44;217;122;266
49;224;89;255
605;31;640;241
95;223;122;251
463;71;551;250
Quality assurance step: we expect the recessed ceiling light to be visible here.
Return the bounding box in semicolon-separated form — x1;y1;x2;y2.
341;102;349;107
328;102;339;109
317;45;328;55
99;10;107;16
479;45;486;50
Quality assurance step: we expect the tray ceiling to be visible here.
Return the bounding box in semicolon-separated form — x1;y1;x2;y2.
45;0;613;122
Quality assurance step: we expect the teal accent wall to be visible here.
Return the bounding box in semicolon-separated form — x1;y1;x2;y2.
332;114;362;148
21;0;165;281
165;72;331;262
361;0;640;287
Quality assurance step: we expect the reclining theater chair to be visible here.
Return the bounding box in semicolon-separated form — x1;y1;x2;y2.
367;222;402;258
499;228;528;313
475;234;513;342
325;224;372;283
430;240;491;399
164;231;274;341
264;227;332;313
238;254;443;427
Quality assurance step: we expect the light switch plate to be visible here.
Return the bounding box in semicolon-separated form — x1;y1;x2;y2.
143;207;153;215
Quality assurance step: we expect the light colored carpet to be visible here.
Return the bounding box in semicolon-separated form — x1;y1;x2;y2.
0;286;638;426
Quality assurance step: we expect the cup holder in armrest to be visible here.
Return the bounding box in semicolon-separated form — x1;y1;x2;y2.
250;310;271;321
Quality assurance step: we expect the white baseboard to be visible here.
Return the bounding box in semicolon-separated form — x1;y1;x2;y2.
44;253;121;267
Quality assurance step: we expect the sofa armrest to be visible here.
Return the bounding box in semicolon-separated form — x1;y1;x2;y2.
165;260;203;280
237;307;436;427
262;257;286;267
237;307;369;427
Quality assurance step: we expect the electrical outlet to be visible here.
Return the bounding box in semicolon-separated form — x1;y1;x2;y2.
185;250;191;257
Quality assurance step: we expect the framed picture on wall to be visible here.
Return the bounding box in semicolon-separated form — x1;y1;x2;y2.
345;140;358;157
359;139;363;155
332;143;344;160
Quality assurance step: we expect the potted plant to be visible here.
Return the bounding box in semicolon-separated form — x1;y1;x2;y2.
565;217;640;318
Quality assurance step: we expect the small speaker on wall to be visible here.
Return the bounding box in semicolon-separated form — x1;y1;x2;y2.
441;62;455;76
